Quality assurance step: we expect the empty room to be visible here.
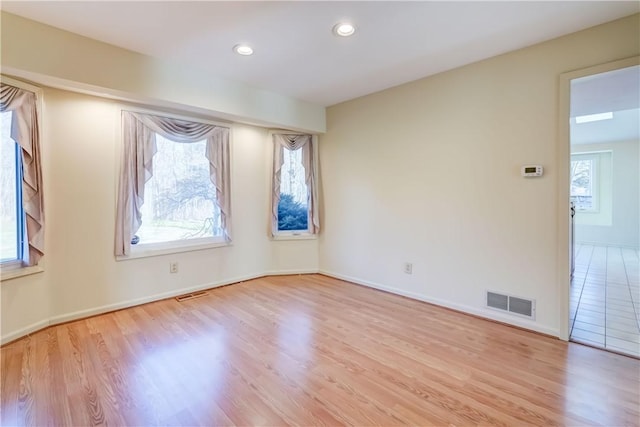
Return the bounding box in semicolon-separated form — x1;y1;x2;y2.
1;2;639;426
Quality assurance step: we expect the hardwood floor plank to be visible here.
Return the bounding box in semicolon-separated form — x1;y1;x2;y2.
2;274;639;426
1;344;22;426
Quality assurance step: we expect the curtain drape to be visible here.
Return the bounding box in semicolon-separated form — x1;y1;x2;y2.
115;111;231;256
271;133;319;236
0;83;44;266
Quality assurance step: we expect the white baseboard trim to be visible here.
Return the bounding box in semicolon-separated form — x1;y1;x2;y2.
319;270;560;338
47;272;267;328
3;269;560;345
264;269;320;276
1;319;50;346
2;270;312;345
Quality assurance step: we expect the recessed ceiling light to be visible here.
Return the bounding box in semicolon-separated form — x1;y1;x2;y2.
233;44;253;56
333;22;355;37
575;112;613;124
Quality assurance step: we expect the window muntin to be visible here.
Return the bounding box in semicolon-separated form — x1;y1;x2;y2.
570;154;597;212
277;147;309;232
1;111;24;263
135;134;222;246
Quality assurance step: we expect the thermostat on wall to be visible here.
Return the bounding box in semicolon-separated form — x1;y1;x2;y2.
521;165;543;177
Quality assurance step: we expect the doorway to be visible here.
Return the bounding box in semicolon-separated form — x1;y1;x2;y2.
565;62;639;357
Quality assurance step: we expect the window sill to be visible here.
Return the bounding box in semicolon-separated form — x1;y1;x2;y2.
116;238;230;261
1;263;44;282
272;233;317;241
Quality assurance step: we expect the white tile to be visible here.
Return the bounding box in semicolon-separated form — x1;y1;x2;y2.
572;337;606;350
571;245;640;356
605;337;640;356
573;321;605;335
580;290;604;297
575;314;605;327
579;296;605;305
578;304;606;314
608;297;634;307
607;298;633;307
607;288;631;296
607;283;629;289
606;328;640;344
606;308;637;320
571;328;605;345
607;317;640;333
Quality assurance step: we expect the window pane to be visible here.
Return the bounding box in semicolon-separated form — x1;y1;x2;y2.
1;111;19;261
278;148;308;231
136;135;221;244
570;158;593;210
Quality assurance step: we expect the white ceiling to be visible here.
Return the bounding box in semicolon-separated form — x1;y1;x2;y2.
571;65;640;145
2;1;638;107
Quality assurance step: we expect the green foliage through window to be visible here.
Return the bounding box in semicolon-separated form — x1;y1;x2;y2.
278;194;308;231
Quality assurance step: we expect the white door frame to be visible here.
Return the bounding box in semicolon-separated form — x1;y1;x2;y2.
556;55;639;341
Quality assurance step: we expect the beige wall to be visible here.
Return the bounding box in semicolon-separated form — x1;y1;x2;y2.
319;15;639;336
1;88;319;343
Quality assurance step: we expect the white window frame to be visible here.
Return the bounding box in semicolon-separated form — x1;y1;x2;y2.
570;152;599;213
270;132;319;241
0;76;45;281
116;106;232;261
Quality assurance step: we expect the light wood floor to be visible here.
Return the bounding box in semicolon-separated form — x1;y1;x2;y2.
2;274;639;426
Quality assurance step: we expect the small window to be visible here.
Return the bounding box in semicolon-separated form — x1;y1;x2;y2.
278;147;309;232
570;154;597;211
270;133;319;237
1;111;25;263
136;134;222;245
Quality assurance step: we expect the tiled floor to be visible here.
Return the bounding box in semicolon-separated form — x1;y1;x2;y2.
570;244;640;358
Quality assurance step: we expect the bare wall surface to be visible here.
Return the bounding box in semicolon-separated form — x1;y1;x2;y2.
573;139;640;248
319;15;639;336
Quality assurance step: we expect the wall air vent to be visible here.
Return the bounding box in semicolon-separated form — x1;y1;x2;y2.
175;290;209;302
487;291;535;319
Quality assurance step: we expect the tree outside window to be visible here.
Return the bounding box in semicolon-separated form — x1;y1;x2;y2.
570;155;596;211
136;134;222;244
278;147;308;231
0;111;21;261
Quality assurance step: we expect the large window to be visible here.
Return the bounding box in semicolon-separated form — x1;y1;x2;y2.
271;133;319;237
115;111;231;257
571;153;597;211
136;134;222;245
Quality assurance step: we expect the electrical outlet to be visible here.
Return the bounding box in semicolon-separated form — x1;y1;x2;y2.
170;262;179;274
404;262;413;274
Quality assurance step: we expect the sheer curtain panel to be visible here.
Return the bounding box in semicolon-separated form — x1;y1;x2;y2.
0;83;44;266
115;111;231;256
